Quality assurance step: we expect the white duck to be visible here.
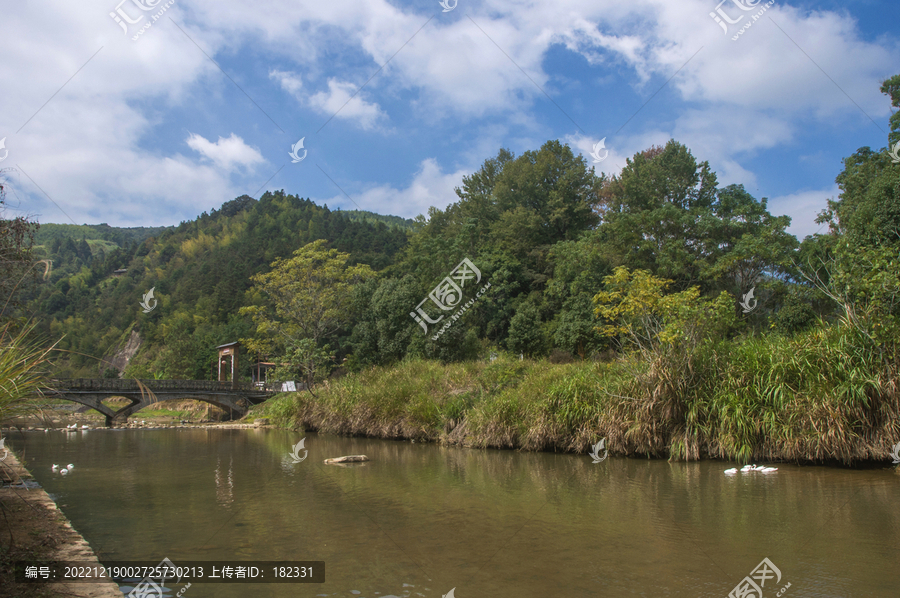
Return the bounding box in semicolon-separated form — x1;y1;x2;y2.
66;464;74;470
738;464;779;473
724;468;738;474
51;464;59;472
60;468;69;475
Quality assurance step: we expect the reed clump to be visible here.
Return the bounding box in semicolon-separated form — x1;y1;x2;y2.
0;322;55;427
256;321;900;464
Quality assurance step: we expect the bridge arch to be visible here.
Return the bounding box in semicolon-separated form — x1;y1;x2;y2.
48;379;276;426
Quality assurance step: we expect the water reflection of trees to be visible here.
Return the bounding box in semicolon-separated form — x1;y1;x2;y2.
215;455;234;508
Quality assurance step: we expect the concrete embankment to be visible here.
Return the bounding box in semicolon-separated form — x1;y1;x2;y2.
0;449;123;598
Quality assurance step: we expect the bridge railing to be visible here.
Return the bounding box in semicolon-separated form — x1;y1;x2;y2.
48;379;279;393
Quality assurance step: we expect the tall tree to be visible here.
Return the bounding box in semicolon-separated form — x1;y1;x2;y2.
817;74;900;250
596;141;795;295
596;140;719;290
0;213;41;322
239;239;375;392
881;74;900;147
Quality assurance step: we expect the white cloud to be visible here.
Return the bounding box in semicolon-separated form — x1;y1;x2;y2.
270;69;303;97
321;158;468;218
186;133;264;171
768;186;837;240
307;79;386;130
2;0;895;227
0;0;245;226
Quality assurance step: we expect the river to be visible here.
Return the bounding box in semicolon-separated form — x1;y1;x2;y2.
6;428;899;597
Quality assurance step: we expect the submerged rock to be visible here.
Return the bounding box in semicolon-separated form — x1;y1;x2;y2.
324;455;369;464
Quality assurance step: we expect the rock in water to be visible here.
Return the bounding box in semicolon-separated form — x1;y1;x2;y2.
324;455;369;464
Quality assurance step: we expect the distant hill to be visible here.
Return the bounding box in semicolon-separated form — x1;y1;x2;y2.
34;223;173;247
337;210;417;230
28;191;411;379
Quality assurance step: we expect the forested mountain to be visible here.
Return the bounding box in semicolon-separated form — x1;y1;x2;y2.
5;74;898;385
23;193;410;378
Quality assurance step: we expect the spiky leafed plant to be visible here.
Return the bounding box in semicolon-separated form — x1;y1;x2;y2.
0;321;56;427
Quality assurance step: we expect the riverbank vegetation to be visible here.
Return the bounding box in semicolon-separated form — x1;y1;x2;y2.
0;193;54;427
255;309;898;464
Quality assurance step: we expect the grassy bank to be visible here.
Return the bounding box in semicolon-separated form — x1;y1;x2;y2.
253;324;900;465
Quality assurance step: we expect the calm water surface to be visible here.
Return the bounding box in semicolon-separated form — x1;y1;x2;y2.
7;429;899;597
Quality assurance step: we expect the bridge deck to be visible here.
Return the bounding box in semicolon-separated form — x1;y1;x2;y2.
49;379;279;395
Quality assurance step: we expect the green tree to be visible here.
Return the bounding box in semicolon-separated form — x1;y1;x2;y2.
798;73;900;346
506;301;547;357
817;74;900;250
597;141;718;289
593;267;734;358
597;142;796;299
881;74;900;146
240;239;375;393
0;214;41;323
491;140;599;245
350;275;423;367
552;294;606;358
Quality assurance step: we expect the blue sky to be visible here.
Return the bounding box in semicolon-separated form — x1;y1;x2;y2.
1;0;898;240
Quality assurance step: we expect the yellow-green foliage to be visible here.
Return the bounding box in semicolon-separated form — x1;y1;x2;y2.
593;266;673;340
593;266;735;353
239;239;376;389
180;232;217;260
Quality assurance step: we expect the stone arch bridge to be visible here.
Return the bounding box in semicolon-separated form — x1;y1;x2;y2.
46;379;278;426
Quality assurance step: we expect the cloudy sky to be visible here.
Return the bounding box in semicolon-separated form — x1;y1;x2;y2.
1;0;897;239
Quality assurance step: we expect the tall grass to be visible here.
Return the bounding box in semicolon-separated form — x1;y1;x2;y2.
257;324;900;464
0;321;55;426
